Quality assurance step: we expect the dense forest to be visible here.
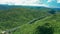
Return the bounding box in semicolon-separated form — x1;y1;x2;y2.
0;6;60;34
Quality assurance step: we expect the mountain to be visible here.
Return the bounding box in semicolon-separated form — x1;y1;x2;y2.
0;6;53;31
0;4;60;34
0;4;60;10
12;11;60;34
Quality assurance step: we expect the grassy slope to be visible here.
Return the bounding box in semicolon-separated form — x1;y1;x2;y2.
0;7;51;31
13;12;60;34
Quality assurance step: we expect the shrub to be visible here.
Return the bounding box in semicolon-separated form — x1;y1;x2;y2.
35;23;54;34
49;10;56;14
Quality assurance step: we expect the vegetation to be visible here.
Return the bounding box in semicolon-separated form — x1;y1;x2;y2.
0;6;60;34
35;23;54;34
12;11;60;34
0;7;51;31
48;9;56;14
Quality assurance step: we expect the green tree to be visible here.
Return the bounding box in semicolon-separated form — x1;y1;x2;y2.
35;23;54;34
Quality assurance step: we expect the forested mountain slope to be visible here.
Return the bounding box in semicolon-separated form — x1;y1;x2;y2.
12;12;60;34
0;7;52;31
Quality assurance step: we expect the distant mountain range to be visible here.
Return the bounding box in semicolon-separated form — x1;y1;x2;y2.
0;4;60;10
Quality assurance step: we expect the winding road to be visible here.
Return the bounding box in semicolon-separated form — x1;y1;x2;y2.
1;15;53;34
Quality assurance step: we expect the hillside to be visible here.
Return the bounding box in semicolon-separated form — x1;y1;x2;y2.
0;6;60;34
0;7;52;32
12;12;60;34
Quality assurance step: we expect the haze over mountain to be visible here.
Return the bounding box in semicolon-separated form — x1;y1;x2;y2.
0;0;60;8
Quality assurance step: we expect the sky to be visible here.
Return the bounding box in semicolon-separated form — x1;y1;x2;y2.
0;0;39;5
0;0;60;8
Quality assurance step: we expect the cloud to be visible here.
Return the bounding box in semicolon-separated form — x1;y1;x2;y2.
0;0;49;7
57;0;60;3
47;0;52;2
0;0;39;5
47;0;60;3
